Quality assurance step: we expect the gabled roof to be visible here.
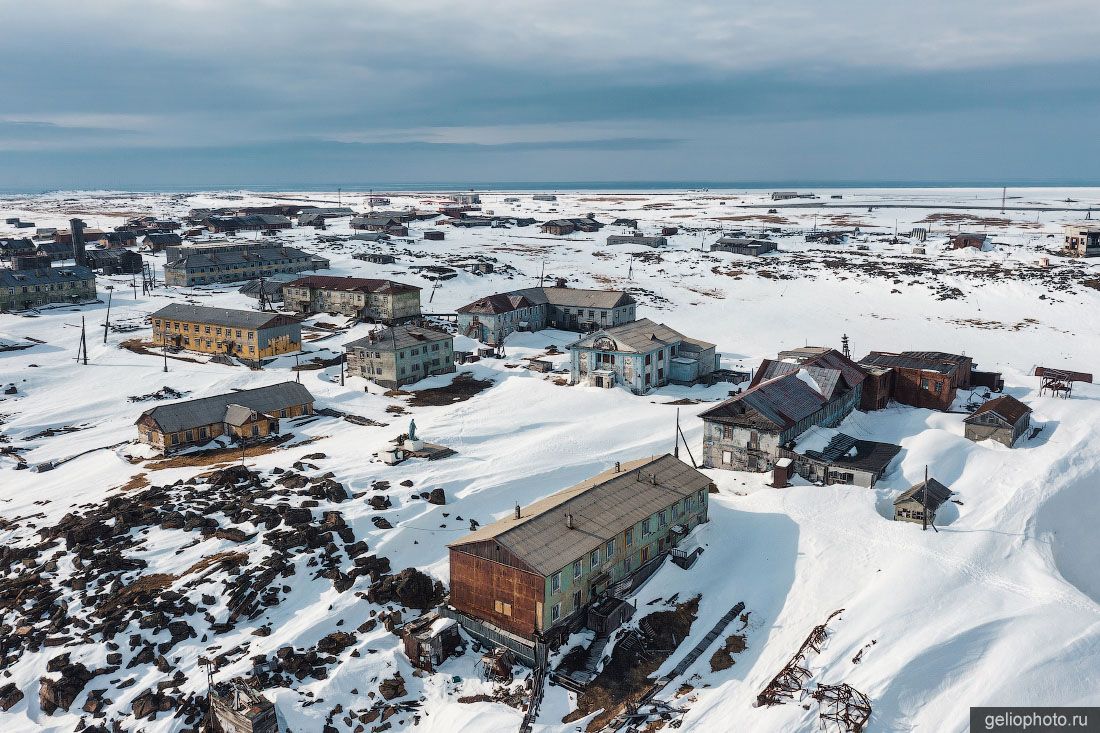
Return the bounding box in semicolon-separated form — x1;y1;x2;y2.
0;265;94;287
449;455;711;576
859;351;971;375
284;275;420;295
137;382;314;433
894;478;952;509
344;324;452;352
965;395;1031;425
149;303;299;330
754;348;867;393
570;317;713;354
799;432;902;474
700;370;827;431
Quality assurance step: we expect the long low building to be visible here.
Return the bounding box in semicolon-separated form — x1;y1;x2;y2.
344;324;455;388
569;318;718;392
457;286;637;345
135;381;315;453
447;454;712;656
164;243;328;286
0;263;97;311
282;275;421;324
149;303;301;360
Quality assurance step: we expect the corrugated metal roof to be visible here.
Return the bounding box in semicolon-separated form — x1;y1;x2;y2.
701;371;826;430
457;286;633;314
149;303;297;330
801;433;902;473
285;275;420;294
859;351;970;375
344;324;452;352
449;455;711;576
965;395;1031;425
570;318;713;354
137;382;314;433
0;265;94;287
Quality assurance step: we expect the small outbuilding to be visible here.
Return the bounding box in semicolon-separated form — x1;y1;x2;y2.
401;610;463;672
963;395;1032;447
893;478;952;526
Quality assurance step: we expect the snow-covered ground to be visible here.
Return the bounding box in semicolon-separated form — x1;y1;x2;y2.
1;187;1099;732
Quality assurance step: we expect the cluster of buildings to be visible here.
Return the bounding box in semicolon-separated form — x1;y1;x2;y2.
163;241;328;287
457;285;637;345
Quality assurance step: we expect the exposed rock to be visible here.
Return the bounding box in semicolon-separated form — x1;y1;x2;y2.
0;682;24;711
427;489;446;506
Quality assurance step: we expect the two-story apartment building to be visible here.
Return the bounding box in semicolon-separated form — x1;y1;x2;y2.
568;318;718;392
343;324;455;388
447;455;712;660
163;242;328;286
0;263;96;311
149;304;301;361
701;349;867;472
457;286;636;345
282;275;421;324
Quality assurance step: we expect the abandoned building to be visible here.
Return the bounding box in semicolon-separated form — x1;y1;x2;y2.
457;286;636;345
963;395;1032;447
947;232;993;250
540;217;604;235
163;242;328;287
296;207;355;226
893;478;952;525
605;234;668;247
149;304;302;359
446;454;712;661
202;214;292;232
343;324;455;388
401;610;463;672
238;272;298;303
701;351;866;472
209;678;279;733
0;261;97;311
782;428;902;488
84;249;143;275
350;216;409;235
858;350;1002;411
568;318;718;392
282;275;421;323
135;381;315;453
711;237;778;256
98;231;138;249
1063;222;1100;257
0;237;35;263
141;232;183;250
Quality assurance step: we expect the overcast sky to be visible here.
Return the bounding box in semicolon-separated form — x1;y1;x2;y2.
2;0;1099;189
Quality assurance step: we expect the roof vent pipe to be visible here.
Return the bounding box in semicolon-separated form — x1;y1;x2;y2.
615;461;621;473
566;513;574;529
514;504;521;520
651;474;657;485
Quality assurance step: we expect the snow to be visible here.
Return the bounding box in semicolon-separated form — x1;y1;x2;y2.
1;186;1100;732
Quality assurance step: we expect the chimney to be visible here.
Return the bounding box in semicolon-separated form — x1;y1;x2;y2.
614;461;621;473
651;474;657;485
514;504;521;520
70;218;86;266
565;513;574;529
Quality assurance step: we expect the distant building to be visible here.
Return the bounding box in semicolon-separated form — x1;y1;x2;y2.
947;232;992;250
0;237;35;263
712;237;778;256
203;214;292;232
611;218;639;228
540;217;603;235
423;230;445;240
963;395;1032;447
457;286;636;345
0;263;97;311
98;231;138;249
701;349;867;472
36;241;78;262
453;193;481;205
141;232;182;251
893;478;952;525
344;324;455;388
350;216;408;235
149;304;301;360
238;272;299;303
282;275;421;324
447;455;711;654
1063;223;1100;257
85;249;143;275
297;207;355;226
569;318;718;392
606;235;667;248
135;381;314;454
163;242;327;286
532;194;557;202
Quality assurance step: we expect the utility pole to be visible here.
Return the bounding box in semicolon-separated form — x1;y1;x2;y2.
78;317;88;365
1000;186;1007;215
538;259;545;287
922;465;928;532
102;285;115;344
674;408;680;459
295;355;300;383
340;351;345;386
627;255;634;280
132;274;137;300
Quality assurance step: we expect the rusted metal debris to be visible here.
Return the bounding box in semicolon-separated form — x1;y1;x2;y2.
813;683;872;733
756;609;843;707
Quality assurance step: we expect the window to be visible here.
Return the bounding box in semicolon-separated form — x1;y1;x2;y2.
722;425;733;440
572;559;582;579
642;517;651;537
605;539;614;557
551;603;561;622
645;354;652;366
494;600;512;616
552;572;561;593
722;450;733;465
625;528;633;546
920;378;929;388
624;556;632;572
247;332;254;340
591;549;599;568
658;511;667;528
